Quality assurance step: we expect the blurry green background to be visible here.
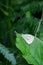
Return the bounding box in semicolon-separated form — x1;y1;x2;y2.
0;0;43;65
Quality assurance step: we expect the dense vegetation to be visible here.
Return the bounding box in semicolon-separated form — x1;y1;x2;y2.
0;0;43;65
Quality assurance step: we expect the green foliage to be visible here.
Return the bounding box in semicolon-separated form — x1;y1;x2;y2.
0;0;43;65
0;43;16;65
16;33;43;65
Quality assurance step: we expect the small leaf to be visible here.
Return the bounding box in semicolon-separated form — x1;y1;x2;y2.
0;8;9;16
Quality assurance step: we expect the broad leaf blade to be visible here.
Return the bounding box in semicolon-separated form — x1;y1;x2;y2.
16;33;43;65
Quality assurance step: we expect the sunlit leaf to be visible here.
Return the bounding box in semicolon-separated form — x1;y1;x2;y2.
16;33;43;65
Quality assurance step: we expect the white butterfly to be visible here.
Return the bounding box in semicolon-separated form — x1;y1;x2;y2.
22;34;34;44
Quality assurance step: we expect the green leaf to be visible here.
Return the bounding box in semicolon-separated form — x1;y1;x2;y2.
0;8;9;16
0;43;16;65
16;33;43;65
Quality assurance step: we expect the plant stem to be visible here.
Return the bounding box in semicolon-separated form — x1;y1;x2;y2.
35;12;43;37
8;21;15;49
7;1;15;49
